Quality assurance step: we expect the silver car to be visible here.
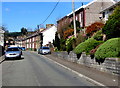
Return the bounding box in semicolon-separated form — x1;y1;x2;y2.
38;47;51;55
5;47;22;59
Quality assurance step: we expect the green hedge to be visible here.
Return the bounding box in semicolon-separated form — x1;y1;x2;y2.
93;30;103;41
95;38;120;60
74;38;103;55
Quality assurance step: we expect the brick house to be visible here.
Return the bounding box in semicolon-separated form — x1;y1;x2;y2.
25;32;42;51
16;31;43;51
57;0;116;38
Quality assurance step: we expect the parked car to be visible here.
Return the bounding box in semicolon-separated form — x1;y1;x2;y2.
38;46;51;55
5;47;22;59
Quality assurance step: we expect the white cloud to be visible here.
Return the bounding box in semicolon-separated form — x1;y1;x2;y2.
5;8;10;11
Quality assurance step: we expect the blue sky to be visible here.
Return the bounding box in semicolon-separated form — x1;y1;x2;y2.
2;2;90;32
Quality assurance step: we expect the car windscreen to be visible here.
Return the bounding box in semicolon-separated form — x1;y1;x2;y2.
6;48;19;51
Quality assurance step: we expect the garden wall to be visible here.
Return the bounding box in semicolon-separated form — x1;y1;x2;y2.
52;51;120;75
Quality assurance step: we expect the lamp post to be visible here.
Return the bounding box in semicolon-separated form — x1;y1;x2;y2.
72;0;77;38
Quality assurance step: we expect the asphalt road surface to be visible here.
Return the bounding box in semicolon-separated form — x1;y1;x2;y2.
2;51;96;86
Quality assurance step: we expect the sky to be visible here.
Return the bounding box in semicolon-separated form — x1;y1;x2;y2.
2;0;92;32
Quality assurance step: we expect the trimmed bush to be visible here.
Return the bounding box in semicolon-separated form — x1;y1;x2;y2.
74;38;103;55
95;38;120;60
93;30;103;41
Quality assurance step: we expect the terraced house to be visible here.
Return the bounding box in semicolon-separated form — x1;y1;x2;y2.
57;0;116;38
16;25;57;51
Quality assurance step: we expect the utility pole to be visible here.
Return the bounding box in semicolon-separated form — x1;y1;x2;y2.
72;0;77;38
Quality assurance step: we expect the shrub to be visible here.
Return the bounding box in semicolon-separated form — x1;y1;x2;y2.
63;29;74;39
75;31;87;46
102;6;120;39
86;22;104;36
53;32;60;50
74;38;103;55
66;36;75;53
60;38;66;51
93;30;103;41
95;38;120;60
90;44;103;59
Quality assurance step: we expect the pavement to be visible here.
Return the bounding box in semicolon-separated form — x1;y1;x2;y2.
42;53;120;88
0;55;5;64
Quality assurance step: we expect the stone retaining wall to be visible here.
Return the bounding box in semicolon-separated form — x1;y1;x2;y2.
52;51;120;75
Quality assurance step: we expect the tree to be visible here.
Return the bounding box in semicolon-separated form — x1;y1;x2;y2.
1;25;9;41
102;6;120;39
53;32;60;50
21;27;28;35
69;20;81;32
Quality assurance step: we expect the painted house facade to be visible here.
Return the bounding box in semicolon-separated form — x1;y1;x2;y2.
41;25;57;46
57;0;116;38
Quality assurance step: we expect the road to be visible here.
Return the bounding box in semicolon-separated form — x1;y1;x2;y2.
2;51;96;86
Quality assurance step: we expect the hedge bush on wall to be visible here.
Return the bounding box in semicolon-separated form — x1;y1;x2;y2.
93;30;103;41
95;38;120;60
73;38;103;55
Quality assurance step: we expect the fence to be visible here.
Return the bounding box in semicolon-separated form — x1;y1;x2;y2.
52;51;120;75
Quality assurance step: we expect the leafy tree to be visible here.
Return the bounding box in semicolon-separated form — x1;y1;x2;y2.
66;36;75;53
102;6;120;39
7;32;22;38
21;27;28;35
53;32;60;50
60;38;66;51
69;20;80;29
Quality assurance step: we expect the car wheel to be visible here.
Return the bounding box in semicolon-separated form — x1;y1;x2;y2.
19;56;21;59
